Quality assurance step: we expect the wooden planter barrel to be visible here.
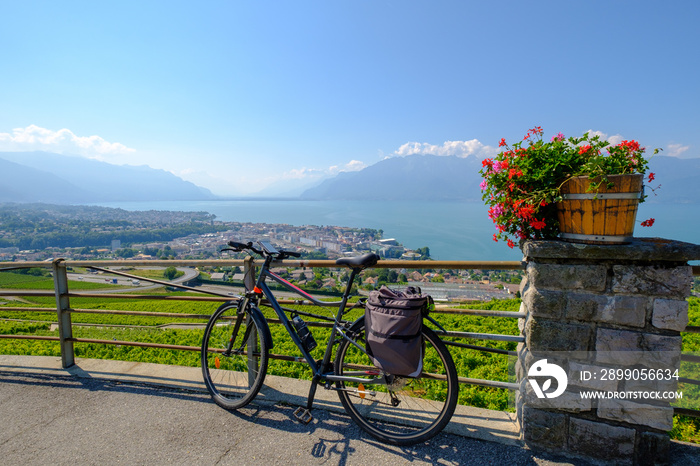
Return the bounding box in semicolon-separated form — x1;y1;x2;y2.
556;174;643;244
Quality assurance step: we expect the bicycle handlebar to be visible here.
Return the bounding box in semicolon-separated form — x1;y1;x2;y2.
227;241;256;252
225;240;301;260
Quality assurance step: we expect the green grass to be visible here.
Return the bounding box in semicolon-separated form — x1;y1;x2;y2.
0;271;54;289
673;297;700;444
0;271;131;291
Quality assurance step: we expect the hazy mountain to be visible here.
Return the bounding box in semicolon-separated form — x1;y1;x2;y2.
646;156;700;203
300;154;700;203
0;157;94;203
0;151;216;203
300;154;485;201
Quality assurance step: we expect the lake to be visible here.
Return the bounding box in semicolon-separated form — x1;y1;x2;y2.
95;200;699;262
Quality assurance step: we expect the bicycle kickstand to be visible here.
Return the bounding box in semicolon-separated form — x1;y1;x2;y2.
293;375;319;424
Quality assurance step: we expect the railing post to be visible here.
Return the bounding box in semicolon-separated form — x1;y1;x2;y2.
52;258;74;368
243;255;255;292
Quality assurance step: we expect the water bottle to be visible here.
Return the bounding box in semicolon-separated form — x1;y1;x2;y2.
292;315;317;352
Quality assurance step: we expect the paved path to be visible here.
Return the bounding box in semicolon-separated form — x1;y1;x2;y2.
0;356;698;465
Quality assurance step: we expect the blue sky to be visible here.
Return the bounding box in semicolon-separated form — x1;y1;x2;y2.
1;1;698;196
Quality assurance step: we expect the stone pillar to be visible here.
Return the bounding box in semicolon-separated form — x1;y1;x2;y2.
516;238;699;465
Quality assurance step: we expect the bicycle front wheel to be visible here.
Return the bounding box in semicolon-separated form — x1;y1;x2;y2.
201;302;270;410
334;319;458;445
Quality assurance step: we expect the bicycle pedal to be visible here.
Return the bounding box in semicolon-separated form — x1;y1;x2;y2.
293;407;313;424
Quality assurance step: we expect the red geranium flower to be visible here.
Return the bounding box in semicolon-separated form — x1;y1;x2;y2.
479;126;659;246
530;218;547;230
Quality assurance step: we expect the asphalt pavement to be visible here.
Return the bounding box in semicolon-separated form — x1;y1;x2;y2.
1;355;698;465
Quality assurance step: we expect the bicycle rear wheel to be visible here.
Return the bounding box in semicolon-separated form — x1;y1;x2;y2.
334;318;458;445
201;302;270;410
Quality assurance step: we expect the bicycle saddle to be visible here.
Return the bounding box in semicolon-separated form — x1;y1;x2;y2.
335;253;380;269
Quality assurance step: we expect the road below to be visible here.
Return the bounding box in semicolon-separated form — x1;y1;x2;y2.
67;266;200;293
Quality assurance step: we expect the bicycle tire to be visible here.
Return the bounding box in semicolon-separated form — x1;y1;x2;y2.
334;317;458;445
201;302;270;410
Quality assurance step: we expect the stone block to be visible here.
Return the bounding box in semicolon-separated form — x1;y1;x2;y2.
636;431;670;466
568;417;635;462
521;382;592;413
566;293;647;327
515;382;526;425
519;275;528;296
597;399;674;431
522;287;565;319
518;302;527;333
652;298;689;331
623;373;679;395
514;348;526;382
612;265;692;298
522;406;568;450
526;318;592;353
596;328;682;368
568;361;619;392
521;238;700;263
527;262;607;292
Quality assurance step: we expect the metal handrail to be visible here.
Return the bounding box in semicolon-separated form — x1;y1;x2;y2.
2;259;699;408
0;258;525;270
0;258;525;393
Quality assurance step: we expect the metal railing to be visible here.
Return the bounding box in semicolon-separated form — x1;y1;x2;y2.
0;258;525;392
1;260;698;414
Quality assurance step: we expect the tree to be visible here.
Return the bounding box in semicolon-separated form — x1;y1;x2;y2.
163;266;178;280
415;247;430;258
115;248;138;258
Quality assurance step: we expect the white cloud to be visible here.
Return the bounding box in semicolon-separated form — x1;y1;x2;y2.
0;125;135;159
393;139;496;159
328;159;366;175
585;130;624;145
281;160;367;180
281;167;325;180
666;143;690;157
586;131;695;158
177;159;368;196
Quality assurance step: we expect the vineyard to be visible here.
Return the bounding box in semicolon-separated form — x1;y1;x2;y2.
0;270;698;443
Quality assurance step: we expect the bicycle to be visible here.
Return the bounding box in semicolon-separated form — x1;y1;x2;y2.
200;240;458;445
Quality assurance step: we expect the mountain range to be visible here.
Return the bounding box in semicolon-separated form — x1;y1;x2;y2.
300;155;484;201
0;151;215;204
1;151;698;205
300;154;700;204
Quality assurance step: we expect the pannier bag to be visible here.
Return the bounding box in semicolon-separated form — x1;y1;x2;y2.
365;285;431;377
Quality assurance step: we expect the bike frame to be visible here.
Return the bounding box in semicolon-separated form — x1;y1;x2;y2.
247;254;384;386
